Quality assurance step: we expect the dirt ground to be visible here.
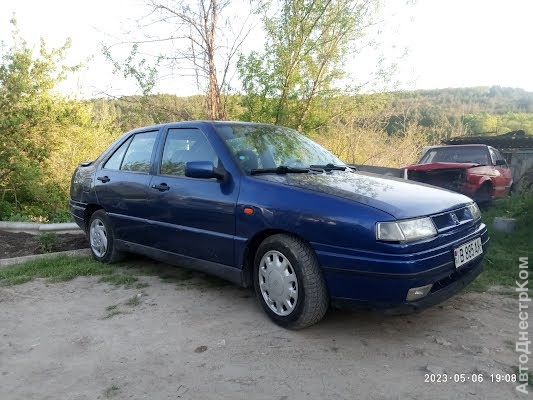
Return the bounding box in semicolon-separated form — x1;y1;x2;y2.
0;264;522;400
0;231;88;259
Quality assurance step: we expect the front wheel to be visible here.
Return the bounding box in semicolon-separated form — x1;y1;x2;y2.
475;183;493;207
253;234;329;329
88;210;124;263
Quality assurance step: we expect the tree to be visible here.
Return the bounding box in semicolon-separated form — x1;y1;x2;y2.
0;21;116;220
238;0;381;131
463;113;499;134
103;0;255;120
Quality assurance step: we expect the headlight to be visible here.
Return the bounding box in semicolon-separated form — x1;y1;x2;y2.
376;217;437;242
467;202;481;220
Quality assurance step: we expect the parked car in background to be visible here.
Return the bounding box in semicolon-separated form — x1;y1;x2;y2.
70;121;488;329
405;144;513;204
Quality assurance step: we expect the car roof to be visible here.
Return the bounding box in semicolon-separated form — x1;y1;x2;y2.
430;144;490;149
128;120;278;134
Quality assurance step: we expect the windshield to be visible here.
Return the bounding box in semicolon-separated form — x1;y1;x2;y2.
419;146;489;165
215;123;345;173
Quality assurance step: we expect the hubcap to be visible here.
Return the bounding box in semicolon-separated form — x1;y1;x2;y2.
258;250;298;316
90;218;108;258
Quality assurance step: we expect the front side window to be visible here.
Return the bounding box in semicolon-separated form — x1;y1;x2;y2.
488;148;498;165
492;148;507;166
160;128;218;176
215;124;345;173
121;131;158;173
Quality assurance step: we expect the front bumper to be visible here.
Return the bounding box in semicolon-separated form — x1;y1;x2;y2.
316;221;489;310
330;257;483;313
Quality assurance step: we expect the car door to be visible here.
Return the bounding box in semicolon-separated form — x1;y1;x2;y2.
490;147;513;196
147;127;238;266
94;130;159;245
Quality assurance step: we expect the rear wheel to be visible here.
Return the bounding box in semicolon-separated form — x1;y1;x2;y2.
88;210;124;263
253;234;329;329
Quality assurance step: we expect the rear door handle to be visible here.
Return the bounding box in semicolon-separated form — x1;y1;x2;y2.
97;176;110;183
151;183;170;192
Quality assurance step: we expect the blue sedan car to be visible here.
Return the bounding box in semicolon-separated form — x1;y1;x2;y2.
70;121;488;329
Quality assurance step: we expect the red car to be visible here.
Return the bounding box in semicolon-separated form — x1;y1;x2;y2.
405;144;513;203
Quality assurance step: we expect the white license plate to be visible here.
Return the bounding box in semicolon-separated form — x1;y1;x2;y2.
454;237;483;268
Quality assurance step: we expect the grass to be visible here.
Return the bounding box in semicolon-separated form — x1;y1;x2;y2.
98;274;139;288
102;309;125;319
0;256;148;288
103;385;120;398
469;192;532;291
0;256;115;286
37;232;59;253
101;295;142;320
0;253;229;290
125;294;142;306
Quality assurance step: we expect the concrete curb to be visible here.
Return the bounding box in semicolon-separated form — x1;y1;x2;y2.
0;249;91;268
0;221;82;235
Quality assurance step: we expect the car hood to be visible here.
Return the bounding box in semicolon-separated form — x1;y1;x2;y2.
253;171;472;219
406;162;479;171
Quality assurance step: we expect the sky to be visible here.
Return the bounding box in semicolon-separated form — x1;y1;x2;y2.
1;0;532;98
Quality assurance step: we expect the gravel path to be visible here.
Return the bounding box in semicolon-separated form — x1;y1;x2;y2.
0;267;521;400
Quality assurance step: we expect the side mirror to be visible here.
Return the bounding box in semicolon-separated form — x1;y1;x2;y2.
495;159;506;166
185;161;226;180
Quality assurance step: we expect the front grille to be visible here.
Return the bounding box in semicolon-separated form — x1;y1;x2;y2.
430;260;480;293
407;169;466;192
431;206;475;233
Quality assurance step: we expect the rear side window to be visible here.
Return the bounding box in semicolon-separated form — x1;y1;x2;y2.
121;131;158;173
160;128;218;176
103;137;132;170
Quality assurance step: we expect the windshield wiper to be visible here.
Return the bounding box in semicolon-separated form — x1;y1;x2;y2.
250;165;310;175
309;163;347;172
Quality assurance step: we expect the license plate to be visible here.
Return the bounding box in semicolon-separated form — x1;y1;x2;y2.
454;237;483;268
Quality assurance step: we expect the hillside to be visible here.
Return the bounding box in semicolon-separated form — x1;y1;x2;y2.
385;87;533;136
390;86;533;115
90;86;533;136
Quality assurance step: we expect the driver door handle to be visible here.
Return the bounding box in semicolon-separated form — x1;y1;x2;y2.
97;176;110;183
151;183;170;192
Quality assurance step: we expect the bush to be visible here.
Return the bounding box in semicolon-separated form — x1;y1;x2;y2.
37;232;59;253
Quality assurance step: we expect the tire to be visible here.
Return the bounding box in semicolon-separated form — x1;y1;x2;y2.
88;210;124;263
475;183;493;207
253;234;329;329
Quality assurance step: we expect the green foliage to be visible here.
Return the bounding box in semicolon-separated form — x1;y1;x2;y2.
102;43;161;96
385;87;533;136
463;112;533;135
0;31;71;220
0;22;119;222
238;0;380;131
98;273;139;288
90;94;208;133
470;193;533;291
0;256;115;286
463;112;499;133
126;294;142;306
37;232;59;253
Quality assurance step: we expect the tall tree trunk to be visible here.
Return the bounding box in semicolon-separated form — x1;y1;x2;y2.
205;0;225;120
